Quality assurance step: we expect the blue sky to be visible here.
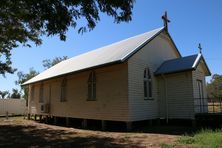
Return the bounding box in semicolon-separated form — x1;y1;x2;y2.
1;0;222;92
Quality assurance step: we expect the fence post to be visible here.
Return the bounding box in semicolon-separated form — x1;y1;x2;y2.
220;98;222;112
213;100;215;113
6;111;8;119
199;98;201;113
208;98;210;113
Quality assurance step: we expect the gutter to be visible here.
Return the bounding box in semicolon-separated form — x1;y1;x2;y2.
22;60;123;86
155;68;195;76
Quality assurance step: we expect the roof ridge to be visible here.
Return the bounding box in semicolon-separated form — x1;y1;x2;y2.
23;27;165;85
52;27;164;69
65;27;164;62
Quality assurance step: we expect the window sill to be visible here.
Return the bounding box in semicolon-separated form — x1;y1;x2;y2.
60;100;67;102
87;99;96;101
144;98;154;100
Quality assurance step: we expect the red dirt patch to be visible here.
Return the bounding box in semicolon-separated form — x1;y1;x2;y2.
0;117;180;147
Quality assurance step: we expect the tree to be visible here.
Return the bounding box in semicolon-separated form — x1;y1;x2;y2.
0;90;10;99
42;56;68;69
15;56;68;99
15;68;39;99
207;74;222;98
0;0;135;75
10;89;21;99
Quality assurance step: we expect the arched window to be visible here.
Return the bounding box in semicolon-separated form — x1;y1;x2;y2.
144;68;152;100
88;71;96;101
39;83;44;103
31;85;35;101
60;78;67;102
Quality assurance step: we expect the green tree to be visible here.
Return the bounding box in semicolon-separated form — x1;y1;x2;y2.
10;89;21;99
16;56;68;99
0;0;134;75
42;56;68;69
15;68;39;100
207;74;222;98
0;90;10;99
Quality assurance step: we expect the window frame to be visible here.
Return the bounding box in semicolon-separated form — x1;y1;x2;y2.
60;78;67;102
30;85;35;101
39;83;44;103
143;68;153;100
87;71;96;101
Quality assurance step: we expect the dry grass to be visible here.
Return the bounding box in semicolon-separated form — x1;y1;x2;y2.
0;117;182;148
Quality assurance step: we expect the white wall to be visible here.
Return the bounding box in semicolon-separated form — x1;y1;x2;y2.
128;32;180;121
0;99;26;116
192;62;208;113
160;72;195;119
28;63;130;121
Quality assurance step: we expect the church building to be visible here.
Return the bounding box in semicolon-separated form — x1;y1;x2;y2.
23;13;211;130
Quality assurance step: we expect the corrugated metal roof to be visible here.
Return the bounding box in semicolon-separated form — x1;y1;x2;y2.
23;27;164;85
155;53;208;75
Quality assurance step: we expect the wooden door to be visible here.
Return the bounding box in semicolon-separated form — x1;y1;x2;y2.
197;80;204;112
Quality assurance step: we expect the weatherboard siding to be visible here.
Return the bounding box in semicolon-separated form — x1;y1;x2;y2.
28;82;51;115
192;63;207;98
28;63;130;121
127;32;180;121
28;83;38;115
192;63;208;113
163;72;195;119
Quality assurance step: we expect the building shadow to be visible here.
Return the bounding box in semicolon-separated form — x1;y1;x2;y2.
0;124;140;148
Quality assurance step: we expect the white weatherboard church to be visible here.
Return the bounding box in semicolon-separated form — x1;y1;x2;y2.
23;13;211;130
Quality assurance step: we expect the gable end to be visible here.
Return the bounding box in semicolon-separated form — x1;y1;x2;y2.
122;29;181;62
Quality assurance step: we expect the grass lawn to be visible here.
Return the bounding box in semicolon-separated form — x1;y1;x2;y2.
179;129;222;147
162;129;222;148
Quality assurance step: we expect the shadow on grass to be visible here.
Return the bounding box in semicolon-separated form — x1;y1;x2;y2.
0;124;139;147
38;118;199;136
133;125;198;136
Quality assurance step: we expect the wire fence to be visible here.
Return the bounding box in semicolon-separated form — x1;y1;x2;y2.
194;98;222;113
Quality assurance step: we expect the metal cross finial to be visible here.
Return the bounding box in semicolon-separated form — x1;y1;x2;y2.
198;43;202;54
161;11;170;31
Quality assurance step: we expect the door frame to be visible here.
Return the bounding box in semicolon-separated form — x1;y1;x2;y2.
197;79;204;112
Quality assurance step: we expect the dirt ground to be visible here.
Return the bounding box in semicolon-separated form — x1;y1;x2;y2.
0;117;188;148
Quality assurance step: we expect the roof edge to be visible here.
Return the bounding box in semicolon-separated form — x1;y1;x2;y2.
22;60;123;86
155;68;195;76
165;31;182;57
22;27;185;86
121;27;165;62
192;53;202;68
155;53;211;76
121;27;182;62
192;53;211;76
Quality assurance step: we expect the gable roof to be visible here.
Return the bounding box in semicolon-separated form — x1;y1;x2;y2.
23;27;167;85
155;53;211;76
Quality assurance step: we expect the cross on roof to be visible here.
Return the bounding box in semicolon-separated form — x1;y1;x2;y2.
161;11;170;31
198;43;202;54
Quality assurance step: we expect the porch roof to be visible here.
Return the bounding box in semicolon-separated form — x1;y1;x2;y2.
155;53;211;76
